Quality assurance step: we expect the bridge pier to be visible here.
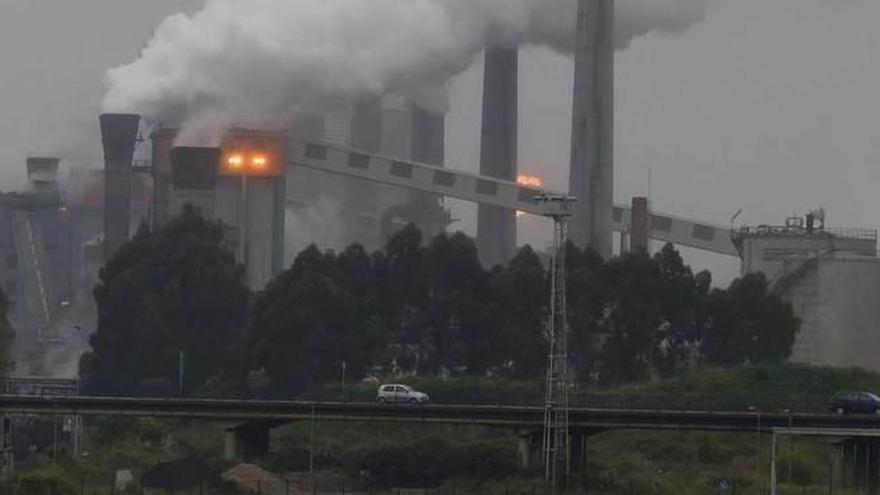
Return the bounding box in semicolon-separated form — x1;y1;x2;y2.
517;431;542;470
224;422;271;461
570;430;588;478
517;429;594;480
832;438;880;492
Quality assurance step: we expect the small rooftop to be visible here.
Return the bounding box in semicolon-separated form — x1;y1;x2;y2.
735;212;877;242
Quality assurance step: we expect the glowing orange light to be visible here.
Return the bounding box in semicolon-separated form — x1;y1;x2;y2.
251;155;268;169
517;174;543;188
516;210;525;218
227;154;244;169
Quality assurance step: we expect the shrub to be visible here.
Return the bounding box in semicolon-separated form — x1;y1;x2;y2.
142;457;218;491
16;471;76;495
350;438;517;488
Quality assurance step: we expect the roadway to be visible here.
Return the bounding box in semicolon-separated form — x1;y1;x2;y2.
3;395;880;433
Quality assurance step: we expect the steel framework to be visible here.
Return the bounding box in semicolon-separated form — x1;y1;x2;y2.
536;194;577;489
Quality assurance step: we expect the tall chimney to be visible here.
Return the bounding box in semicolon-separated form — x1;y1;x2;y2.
100;113;140;260
477;46;518;268
630;197;650;254
569;0;614;258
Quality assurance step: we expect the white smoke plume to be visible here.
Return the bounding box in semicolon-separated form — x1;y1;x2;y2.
284;197;348;264
104;0;707;131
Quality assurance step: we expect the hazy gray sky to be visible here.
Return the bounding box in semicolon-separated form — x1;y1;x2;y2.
2;0;878;284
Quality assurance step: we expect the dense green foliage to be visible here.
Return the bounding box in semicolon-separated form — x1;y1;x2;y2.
616;363;880;411
249;225;542;395
350;438;518;488
80;206;249;395
568;244;800;383
81;208;799;394
253;231;800;392
10;468;77;495
0;287;12;376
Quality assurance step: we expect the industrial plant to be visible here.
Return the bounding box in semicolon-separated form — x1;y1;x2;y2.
0;0;877;382
3;0;880;492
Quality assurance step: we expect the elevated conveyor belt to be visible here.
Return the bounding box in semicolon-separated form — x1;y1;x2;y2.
11;212;52;335
287;140;737;257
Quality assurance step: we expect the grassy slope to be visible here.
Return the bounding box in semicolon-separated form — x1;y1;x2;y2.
611;363;880;411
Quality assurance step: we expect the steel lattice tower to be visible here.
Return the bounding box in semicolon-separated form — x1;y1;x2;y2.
537;194;577;489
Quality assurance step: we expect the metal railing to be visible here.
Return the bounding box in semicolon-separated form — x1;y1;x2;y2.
0;476;594;495
735;225;878;241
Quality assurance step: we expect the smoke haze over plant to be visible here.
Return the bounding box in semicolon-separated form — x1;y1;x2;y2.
5;0;878;290
103;0;707;132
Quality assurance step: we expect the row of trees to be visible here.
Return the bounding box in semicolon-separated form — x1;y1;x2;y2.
80;207;799;395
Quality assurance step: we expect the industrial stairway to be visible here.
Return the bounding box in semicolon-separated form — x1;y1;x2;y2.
11;212;53;332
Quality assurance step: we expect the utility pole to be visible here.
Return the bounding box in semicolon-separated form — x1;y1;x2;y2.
239;175;249;266
178;349;185;396
341;361;347;398
770;431;777;495
2;416;13;477
536;194;577;491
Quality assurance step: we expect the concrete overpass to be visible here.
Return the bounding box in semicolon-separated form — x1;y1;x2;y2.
7;394;880;483
2;395;876;432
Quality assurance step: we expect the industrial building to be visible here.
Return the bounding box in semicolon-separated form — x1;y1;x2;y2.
92;0;796;305
93;0;620;278
286;95;450;256
733;213;880;370
0;158;76;374
154;126;288;289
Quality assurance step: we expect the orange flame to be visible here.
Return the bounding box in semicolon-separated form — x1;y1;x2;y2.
517;174;543;188
516;174;542;218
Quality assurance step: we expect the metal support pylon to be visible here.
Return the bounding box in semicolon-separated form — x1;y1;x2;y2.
536;194;577;490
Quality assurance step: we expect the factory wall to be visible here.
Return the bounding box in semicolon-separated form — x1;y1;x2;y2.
345;100;383;249
151;126;176;228
787;255;880;371
738;234;876;276
286;112;354;255
161;131;286;289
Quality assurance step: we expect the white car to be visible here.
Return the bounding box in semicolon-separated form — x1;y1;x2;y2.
376;384;430;404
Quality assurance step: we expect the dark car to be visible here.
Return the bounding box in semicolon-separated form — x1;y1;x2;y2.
829;391;880;415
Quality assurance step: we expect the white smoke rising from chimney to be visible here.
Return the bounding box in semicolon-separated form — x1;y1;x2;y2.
103;0;707;130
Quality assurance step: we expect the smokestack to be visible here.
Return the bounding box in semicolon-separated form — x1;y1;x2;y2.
569;0;614;258
99;113;140;260
630;197;650;254
26;157;60;193
477;46;518;268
